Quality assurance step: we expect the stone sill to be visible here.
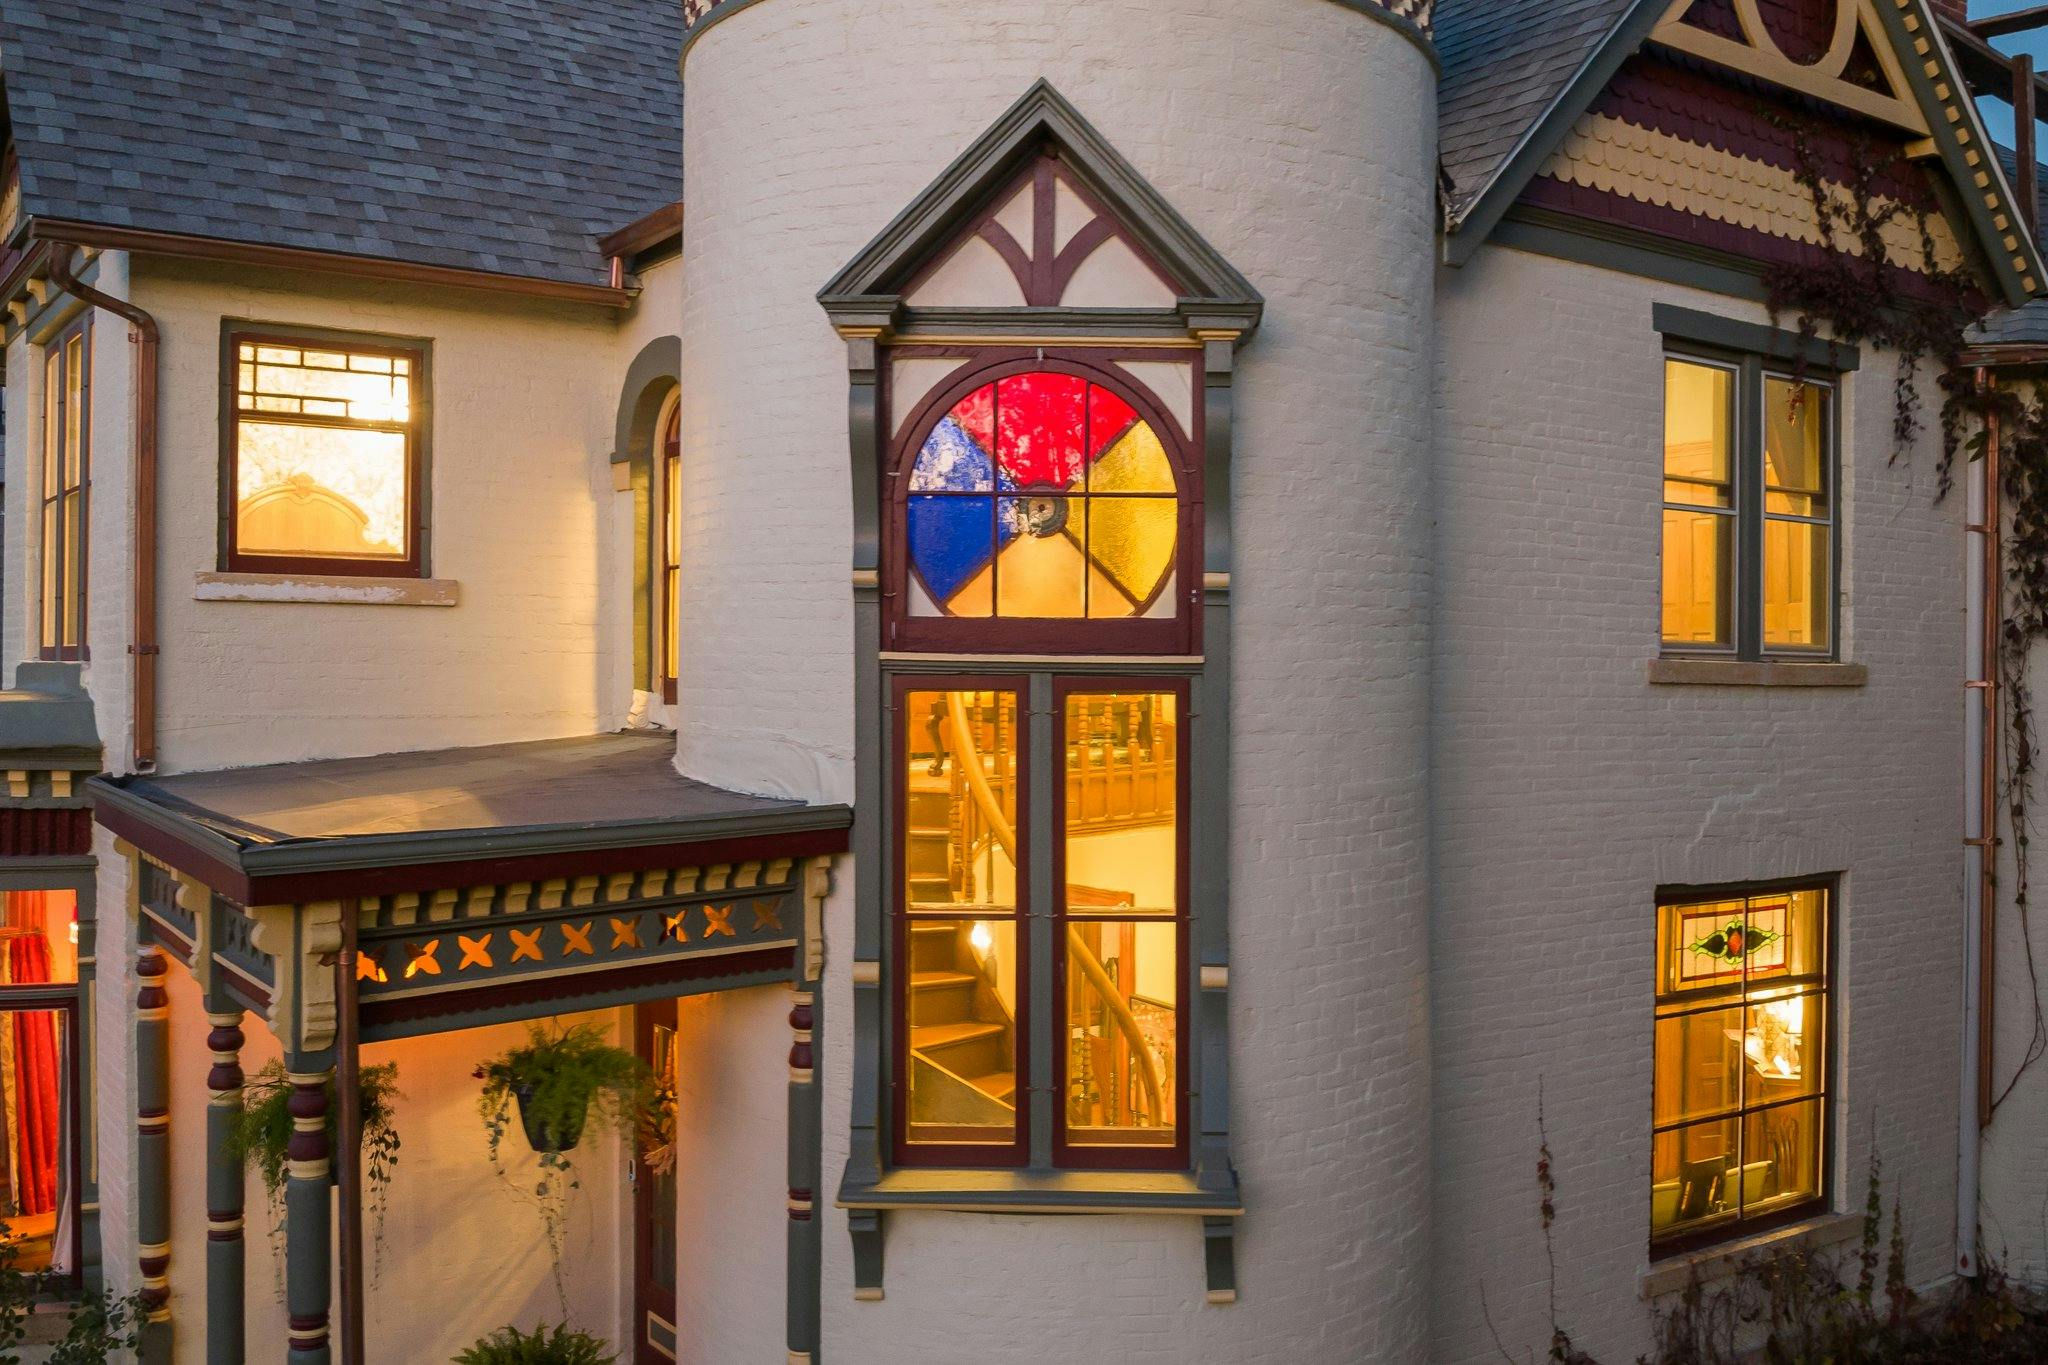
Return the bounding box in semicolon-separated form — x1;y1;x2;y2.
1648;658;1867;688
838;1168;1241;1217
1639;1212;1862;1299
194;571;458;607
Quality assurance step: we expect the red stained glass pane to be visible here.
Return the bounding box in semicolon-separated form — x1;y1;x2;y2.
1089;385;1138;461
997;373;1086;489
953;384;996;456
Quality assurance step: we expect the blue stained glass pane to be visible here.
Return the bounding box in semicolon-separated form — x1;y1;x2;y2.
911;416;995;493
908;495;996;606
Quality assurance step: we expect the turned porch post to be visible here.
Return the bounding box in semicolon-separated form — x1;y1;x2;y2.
282;1056;334;1365
134;946;173;1363
204;1007;247;1364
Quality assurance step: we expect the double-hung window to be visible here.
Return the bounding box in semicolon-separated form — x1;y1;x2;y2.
659;402;682;704
1662;354;1837;658
1653;882;1832;1251
223;326;428;577
40;315;89;662
889;364;1196;1172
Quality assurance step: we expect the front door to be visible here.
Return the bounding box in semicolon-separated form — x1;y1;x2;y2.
633;999;679;1363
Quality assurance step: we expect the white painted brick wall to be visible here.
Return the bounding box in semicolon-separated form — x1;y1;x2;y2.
1432;245;1965;1362
682;1;1439;1360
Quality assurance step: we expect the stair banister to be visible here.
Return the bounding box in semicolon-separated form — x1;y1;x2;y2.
943;693;1167;1127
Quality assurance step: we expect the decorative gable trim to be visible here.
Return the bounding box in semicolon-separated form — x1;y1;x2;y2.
1648;0;1927;135
819;80;1261;339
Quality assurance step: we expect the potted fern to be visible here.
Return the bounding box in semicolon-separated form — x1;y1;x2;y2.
453;1323;616;1365
227;1061;402;1282
474;1023;653;1310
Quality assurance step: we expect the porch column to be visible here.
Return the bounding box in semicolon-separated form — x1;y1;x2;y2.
282;1056;334;1365
786;979;821;1364
134;947;172;1362
205;1009;247;1364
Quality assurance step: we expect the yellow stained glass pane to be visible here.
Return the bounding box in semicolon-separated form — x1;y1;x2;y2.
1064;692;1178;917
247;357;410;423
1763;519;1830;651
1065;920;1176;1147
1083;497;1177;616
902;689;1018;913
1665;360;1732;491
1089;421;1174;494
991;509;1089;618
236;422;408;558
1662;509;1732;647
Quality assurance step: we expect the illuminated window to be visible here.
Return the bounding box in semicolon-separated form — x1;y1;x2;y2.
660;403;682;704
225;329;426;576
40;316;89;661
894;681;1184;1169
1662;357;1836;658
1653;884;1830;1250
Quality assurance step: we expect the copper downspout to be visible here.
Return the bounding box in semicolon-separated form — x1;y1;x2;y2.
45;245;160;771
334;901;365;1365
1980;369;2001;1133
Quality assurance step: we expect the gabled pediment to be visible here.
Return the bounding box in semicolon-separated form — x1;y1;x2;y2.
1650;0;1928;135
820;81;1260;331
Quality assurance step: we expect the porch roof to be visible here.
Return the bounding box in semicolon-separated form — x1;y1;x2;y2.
91;732;851;906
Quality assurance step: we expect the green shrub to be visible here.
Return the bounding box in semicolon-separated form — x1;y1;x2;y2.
453;1322;617;1365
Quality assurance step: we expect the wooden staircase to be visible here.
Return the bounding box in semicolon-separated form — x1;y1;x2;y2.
906;778;1016;1128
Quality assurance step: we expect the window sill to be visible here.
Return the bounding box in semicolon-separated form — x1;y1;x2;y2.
838;1167;1242;1216
1648;658;1866;688
1639;1211;1860;1299
194;571;458;607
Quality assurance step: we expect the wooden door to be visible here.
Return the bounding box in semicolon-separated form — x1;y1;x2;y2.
633;999;679;1363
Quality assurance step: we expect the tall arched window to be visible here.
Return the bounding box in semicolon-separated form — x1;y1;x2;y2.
658;400;682;704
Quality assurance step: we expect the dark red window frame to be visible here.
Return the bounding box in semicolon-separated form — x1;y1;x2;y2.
223;329;427;578
885;350;1202;657
40;314;90;662
890;673;1030;1171
1051;675;1191;1171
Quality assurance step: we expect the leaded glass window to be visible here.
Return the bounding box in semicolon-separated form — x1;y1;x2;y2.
1652;884;1831;1250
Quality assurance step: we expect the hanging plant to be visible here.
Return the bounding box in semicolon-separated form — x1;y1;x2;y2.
474;1023;653;1312
453;1322;619;1365
227;1060;402;1292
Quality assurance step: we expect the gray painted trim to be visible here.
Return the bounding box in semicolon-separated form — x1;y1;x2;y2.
1490;208;1776;302
680;0;1436;69
1653;304;1860;373
816;80;1261;323
838;1168;1242;1214
1443;0;1669;264
1647;658;1868;687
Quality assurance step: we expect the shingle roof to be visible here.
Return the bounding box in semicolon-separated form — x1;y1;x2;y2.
1435;0;1644;219
0;0;681;288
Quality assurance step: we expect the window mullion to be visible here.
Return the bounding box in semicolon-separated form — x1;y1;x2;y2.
1736;358;1765;660
1026;671;1056;1167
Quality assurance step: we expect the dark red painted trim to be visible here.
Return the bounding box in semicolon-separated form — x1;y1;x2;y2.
361;944;795;1033
0;808;94;858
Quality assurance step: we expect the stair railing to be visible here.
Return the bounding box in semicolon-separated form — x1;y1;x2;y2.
943;693;1167;1127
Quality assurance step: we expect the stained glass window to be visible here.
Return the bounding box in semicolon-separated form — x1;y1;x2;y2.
1652;886;1829;1247
906;374;1178;622
228;334;422;574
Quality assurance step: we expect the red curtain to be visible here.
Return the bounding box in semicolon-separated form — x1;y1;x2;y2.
6;894;57;1216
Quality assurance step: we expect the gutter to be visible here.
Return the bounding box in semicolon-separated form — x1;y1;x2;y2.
46;245;161;773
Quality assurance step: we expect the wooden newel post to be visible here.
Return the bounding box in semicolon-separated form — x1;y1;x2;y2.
134;947;173;1362
283;1061;334;1365
205;1010;247;1364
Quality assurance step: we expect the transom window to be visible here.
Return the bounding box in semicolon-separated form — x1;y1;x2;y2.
891;358;1196;655
1662;356;1836;658
1653;883;1831;1250
40;314;89;661
224;328;427;577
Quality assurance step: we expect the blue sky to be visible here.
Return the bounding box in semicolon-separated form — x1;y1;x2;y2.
1975;0;2048;144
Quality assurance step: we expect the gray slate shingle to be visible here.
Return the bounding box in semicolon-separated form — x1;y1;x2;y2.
1434;0;1643;219
0;0;680;288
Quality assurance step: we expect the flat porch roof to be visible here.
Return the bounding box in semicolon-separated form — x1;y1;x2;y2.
91;732;852;905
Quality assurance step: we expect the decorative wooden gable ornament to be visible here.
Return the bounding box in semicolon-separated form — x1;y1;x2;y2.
819;80;1261;336
1651;0;1929;135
